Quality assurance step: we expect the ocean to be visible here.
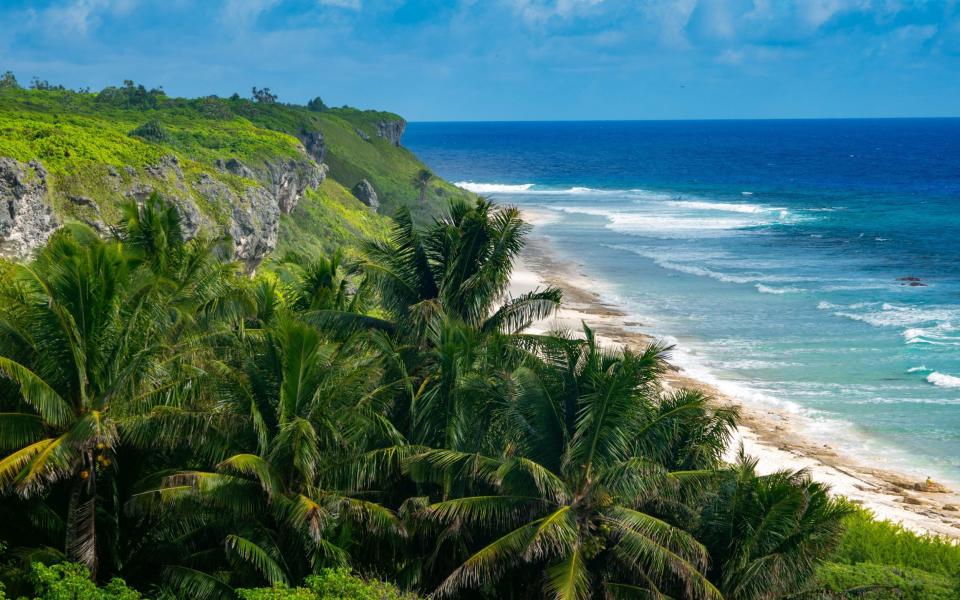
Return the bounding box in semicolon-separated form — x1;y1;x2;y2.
405;119;960;485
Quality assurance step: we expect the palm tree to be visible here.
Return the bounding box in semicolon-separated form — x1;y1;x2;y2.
138;317;406;595
360;198;562;453
697;451;854;600
412;169;433;205
365;198;561;339
406;329;725;599
0;199;242;581
0;224;191;577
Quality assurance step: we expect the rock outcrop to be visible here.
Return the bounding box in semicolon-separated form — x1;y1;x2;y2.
376;119;406;146
351;179;379;211
209;154;326;266
297;130;326;163
267;158;325;215
230;187;281;272
0;158;59;259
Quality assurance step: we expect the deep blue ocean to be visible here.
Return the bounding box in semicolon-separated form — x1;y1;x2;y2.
405;119;960;484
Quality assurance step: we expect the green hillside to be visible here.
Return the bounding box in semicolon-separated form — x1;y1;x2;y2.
0;80;469;267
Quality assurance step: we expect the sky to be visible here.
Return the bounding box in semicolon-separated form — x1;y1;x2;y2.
1;0;959;121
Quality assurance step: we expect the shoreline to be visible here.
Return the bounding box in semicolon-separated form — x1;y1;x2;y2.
511;216;960;538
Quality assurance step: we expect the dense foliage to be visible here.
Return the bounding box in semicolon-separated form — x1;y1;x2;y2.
0;194;951;599
0;80;472;261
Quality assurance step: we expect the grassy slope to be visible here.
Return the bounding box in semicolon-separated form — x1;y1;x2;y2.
231;101;473;222
815;510;960;598
0;85;462;256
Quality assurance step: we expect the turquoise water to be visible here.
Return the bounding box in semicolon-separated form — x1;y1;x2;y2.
405;119;960;483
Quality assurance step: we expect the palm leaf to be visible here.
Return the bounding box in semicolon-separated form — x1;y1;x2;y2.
0;357;74;428
544;547;590;600
224;534;288;586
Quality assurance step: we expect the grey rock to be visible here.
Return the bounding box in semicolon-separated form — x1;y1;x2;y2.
125;166;137;176
107;165;120;178
297;130;326;163
230;186;280;272
220;158;256;180
144;154;187;192
170;196;205;240
376;119;406;146
124;184;155;202
351;179;379;211
266;158;325;215
67;194;96;207
0;158;59;259
354;128;371;142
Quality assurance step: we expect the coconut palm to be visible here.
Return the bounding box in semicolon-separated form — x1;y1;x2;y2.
0;224;196;577
406;329;724;599
412;169;433;205
697;451;854;600
137;317;406;595
364;198;561;339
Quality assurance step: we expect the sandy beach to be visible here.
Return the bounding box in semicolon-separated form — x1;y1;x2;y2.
512;209;960;538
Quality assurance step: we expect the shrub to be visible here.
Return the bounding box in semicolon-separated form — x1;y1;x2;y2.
832;509;960;577
815;561;957;600
252;86;278;104
96;80;165;109
306;97;327;112
28;562;142;600
0;71;18;89
236;568;421;600
128;120;171;143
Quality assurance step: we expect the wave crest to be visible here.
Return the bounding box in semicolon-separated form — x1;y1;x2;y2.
455;182;534;193
927;371;960;388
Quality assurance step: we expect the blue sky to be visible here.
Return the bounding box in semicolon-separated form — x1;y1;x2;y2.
2;0;959;120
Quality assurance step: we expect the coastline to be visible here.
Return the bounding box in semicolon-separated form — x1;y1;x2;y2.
512;210;960;538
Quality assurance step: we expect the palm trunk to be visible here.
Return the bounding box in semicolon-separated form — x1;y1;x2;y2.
65;467;98;579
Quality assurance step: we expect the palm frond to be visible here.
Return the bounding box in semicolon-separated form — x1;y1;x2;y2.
224;534;288;586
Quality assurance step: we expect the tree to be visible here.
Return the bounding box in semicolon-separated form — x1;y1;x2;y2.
364;198;561;337
306;97;327;112
29;77;65;91
0;71;18;89
411;169;433;205
138;317;405;594
406;329;725;599
252;87;278;104
0;201;239;581
0;226;179;577
697;451;854;600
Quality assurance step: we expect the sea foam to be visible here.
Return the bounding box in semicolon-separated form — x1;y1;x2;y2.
927;372;960;388
455;182;534;193
665;200;775;214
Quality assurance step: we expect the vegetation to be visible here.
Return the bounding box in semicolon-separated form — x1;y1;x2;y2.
236;569;421;600
0;77;468;258
1;73;957;600
0;189;892;599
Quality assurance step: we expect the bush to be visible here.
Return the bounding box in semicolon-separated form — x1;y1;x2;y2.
236;568;420;600
28;562;142;600
128;120;171;143
815;561;957;600
0;71;18;89
832;509;960;577
96;80;165;109
306;97;326;112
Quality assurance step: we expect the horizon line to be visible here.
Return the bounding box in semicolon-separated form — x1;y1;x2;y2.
408;115;960;124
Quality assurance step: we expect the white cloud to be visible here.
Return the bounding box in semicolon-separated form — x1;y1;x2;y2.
317;0;361;8
508;0;605;23
43;0;137;35
219;0;281;27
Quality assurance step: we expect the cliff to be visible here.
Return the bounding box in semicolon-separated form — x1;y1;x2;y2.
0;83;469;267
